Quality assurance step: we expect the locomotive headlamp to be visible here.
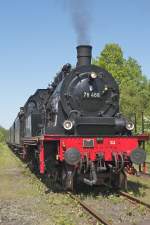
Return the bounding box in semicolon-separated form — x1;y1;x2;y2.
90;72;97;79
126;121;135;131
63;120;73;130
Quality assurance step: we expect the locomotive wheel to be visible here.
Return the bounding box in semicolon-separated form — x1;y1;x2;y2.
119;170;127;190
47;171;57;190
29;150;39;173
28;157;39;173
61;167;71;191
61;166;77;192
111;170;127;190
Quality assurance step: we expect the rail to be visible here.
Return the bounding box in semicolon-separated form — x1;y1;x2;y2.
68;192;112;225
118;191;150;209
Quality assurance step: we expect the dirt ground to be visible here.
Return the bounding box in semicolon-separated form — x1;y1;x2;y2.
0;144;97;225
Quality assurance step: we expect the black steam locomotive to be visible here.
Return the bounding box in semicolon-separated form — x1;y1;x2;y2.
8;46;147;191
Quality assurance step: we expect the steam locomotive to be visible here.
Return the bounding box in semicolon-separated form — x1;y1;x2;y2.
8;45;148;190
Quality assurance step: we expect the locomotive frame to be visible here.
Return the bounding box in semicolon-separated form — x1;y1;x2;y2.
8;133;149;190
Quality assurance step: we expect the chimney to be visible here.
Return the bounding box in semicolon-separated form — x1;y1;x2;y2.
76;45;92;67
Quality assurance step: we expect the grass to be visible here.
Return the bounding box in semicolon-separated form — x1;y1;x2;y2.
0;144;93;225
127;174;150;204
0;143;23;163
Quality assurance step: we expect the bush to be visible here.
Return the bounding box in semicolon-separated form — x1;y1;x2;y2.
0;126;8;143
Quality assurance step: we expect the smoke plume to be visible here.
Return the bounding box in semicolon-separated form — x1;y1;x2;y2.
63;0;91;45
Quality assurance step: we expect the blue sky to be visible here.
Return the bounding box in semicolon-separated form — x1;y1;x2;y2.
0;0;150;128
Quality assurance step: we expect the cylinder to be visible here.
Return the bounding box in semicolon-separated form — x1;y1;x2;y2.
76;45;92;66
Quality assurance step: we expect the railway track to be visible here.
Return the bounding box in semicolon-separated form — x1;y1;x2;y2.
68;192;112;225
118;190;150;209
138;172;150;178
103;182;150;209
68;186;150;225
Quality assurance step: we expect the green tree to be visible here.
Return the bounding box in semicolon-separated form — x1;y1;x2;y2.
93;43;125;83
93;43;150;132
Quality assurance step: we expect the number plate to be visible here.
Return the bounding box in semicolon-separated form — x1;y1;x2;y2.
83;92;101;98
83;139;94;148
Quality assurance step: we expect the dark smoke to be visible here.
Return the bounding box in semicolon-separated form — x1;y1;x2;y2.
63;0;91;45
